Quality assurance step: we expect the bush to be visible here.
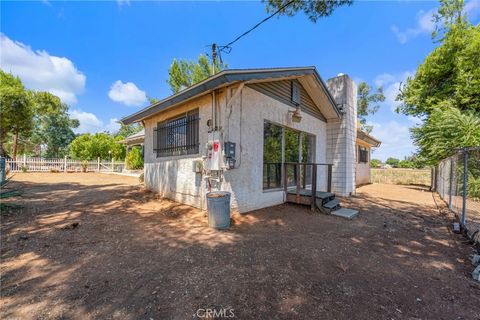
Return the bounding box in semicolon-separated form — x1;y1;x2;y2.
21;166;28;173
81;160;88;172
468;175;480;200
126;148;143;170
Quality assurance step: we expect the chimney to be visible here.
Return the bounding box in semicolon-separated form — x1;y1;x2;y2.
325;74;357;196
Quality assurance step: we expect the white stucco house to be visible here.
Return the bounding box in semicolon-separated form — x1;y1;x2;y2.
356;128;381;186
121;67;380;214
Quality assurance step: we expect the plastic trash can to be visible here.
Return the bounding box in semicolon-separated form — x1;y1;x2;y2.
206;191;231;229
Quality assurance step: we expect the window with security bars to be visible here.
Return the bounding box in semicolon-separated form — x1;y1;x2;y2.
153;109;199;157
358;146;368;163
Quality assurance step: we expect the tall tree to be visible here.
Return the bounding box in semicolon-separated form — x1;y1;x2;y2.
30;92;79;158
264;0;352;22
0;70;34;158
357;82;385;133
167;54;226;93
396;0;480;163
115;123;143;138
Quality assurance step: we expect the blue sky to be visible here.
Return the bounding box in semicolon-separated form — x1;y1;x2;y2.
1;0;479;160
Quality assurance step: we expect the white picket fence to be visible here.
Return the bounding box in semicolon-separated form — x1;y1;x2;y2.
6;155;125;173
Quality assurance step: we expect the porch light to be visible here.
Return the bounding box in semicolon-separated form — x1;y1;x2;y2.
289;106;302;123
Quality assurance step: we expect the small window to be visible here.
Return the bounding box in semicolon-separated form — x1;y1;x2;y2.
358;146;368;163
153;109;199;157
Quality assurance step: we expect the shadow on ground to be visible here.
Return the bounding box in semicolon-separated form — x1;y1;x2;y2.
1;175;479;320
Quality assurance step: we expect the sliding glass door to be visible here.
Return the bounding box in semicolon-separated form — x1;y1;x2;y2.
263;121;315;190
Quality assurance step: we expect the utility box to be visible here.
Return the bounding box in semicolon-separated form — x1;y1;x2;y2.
224;141;236;158
205;131;222;171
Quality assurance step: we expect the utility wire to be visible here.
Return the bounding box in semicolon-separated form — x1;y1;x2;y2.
217;0;296;54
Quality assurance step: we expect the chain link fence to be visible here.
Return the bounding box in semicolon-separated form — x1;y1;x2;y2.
435;147;480;242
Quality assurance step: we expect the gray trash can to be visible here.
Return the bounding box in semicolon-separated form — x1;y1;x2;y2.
206;191;231;229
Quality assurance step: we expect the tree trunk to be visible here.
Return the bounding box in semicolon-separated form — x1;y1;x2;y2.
12;131;18;159
0;143;7;157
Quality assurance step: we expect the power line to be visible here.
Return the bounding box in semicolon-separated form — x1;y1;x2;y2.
217;0;296;54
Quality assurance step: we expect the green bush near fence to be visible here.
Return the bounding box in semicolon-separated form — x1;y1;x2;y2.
125;148;143;170
371;168;431;186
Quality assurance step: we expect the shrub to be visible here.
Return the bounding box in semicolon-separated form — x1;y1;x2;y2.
21;166;28;173
81;160;88;172
126;148;143;170
468;175;480;200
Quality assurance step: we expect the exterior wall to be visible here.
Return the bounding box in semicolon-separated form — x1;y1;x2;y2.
326;75;357;196
142;85;328;213
356;162;371;186
355;141;372;186
143;95;211;209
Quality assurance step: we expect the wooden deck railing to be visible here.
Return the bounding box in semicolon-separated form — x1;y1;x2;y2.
282;162;333;211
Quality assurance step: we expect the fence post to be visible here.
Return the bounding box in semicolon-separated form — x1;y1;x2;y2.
430;166;435;191
111;158;114;172
64;156;67;173
448;159;453;210
23;154;26;167
97;157;100;172
460;150;468;227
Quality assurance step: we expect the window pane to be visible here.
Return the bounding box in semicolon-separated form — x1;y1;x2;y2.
285;128;300;187
263;122;283;189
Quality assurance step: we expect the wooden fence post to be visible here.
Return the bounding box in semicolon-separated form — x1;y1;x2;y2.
97;157;100;172
111;158;114;172
64;156;67;172
23;154;26;167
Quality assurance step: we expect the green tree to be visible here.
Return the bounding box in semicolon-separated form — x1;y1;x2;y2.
357;82;385;133
69;133;126;160
115;123;143;138
411;106;480;164
396;0;480;163
385;157;400;168
167;54;227;93
30;92;79;158
264;0;352;22
370;159;381;168
0;70;34;158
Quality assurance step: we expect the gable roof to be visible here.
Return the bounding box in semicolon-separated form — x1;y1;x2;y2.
120;67;341;125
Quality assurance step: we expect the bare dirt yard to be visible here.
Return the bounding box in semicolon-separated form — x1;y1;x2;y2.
1;173;480;320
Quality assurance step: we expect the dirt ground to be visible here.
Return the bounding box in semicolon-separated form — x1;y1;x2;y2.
1;173;480;320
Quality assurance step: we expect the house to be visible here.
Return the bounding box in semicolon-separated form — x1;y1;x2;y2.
121;67;380;213
356;128;381;186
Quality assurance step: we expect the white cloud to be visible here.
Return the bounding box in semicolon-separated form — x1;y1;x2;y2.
117;0;130;6
106;118;121;133
0;34;85;104
391;8;436;44
369;121;416;161
374;71;415;111
108;80;146;107
70;110;120;134
391;1;480;44
465;0;480;20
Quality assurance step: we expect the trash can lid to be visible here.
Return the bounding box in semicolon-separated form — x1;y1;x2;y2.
206;191;231;198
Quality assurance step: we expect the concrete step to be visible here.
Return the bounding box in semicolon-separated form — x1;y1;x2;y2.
331;208;358;219
323;198;340;210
